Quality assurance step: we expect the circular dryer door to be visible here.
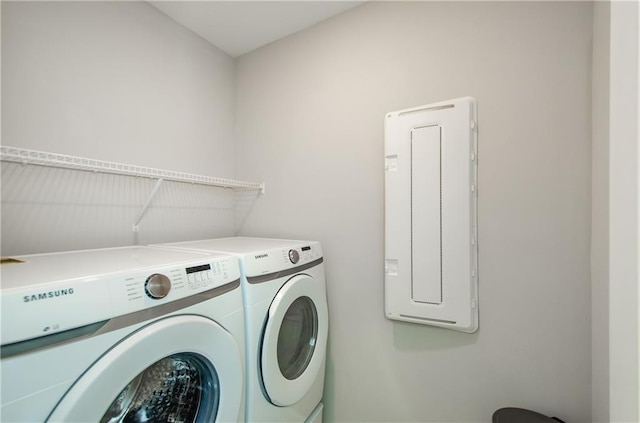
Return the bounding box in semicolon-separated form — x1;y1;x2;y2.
261;274;329;406
47;315;243;423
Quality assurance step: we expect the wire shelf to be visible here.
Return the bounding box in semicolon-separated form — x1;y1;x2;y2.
0;146;264;192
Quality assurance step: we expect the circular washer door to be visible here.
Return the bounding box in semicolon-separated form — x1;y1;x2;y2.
47;315;243;423
261;274;328;406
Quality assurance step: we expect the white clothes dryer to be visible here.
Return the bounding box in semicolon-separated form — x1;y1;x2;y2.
1;246;245;423
156;238;328;423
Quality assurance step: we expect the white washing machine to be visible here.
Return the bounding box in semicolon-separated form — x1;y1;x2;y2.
1;246;245;423
156;237;328;423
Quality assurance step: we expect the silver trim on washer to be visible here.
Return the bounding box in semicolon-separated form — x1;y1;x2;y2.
0;279;241;359
246;258;324;284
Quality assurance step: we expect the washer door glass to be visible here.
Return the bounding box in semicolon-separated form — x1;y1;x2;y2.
47;315;243;423
277;296;318;380
101;353;217;423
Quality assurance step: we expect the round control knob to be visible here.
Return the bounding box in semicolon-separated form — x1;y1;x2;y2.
288;249;300;264
145;273;171;299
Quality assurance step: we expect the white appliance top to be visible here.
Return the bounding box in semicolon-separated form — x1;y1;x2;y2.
156;237;323;277
1;246;241;345
160;237;311;254
1;246;232;289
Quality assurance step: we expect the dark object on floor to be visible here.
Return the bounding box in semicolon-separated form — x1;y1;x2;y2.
493;407;566;423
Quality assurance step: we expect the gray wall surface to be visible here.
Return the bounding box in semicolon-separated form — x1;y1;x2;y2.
1;1;241;255
591;2;609;421
1;2;600;422
235;2;593;422
608;1;640;420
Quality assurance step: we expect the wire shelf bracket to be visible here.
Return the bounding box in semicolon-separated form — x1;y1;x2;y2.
1;145;266;231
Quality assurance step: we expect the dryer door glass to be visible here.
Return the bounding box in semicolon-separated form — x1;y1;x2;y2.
100;353;218;423
277;296;318;380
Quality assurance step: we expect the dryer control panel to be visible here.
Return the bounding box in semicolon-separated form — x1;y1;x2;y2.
244;242;323;277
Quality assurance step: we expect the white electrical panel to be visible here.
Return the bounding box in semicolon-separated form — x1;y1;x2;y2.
384;97;478;333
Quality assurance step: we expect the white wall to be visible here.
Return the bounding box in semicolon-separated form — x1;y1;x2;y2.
609;1;640;421
591;2;610;421
236;2;593;422
1;1;240;255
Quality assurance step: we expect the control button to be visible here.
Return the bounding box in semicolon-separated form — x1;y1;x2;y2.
187;275;197;289
288;249;300;264
145;273;171;299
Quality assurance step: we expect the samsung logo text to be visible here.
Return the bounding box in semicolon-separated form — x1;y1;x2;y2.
255;254;268;259
23;288;75;303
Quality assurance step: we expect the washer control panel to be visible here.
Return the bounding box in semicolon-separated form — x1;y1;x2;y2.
0;249;241;346
113;256;240;314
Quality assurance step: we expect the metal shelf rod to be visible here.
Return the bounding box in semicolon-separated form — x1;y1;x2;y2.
0;145;265;192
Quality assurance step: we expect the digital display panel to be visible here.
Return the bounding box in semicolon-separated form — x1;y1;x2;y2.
186;264;211;274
